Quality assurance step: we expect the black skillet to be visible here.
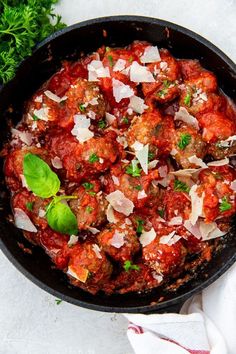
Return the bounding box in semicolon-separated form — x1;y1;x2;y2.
0;16;235;313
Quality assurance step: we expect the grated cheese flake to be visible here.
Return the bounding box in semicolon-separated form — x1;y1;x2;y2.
174;107;199;130
71;114;94;143
140;227;156;247
130;61;155;83
128;95;148;114
106;190;134;216
140;46;161;64
112;79;134;103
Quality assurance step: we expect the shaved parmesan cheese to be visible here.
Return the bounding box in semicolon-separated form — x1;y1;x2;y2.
137;190;147;199
38;208;46;218
152;272;163;283
116;135;128;148
189;185;205;225
136;144;149;175
112;79;134;103
218;135;236;148
140;46;161;64
14;208;37;232
92;244;102;258
51;156;63;169
183;220;202;239
71;114;94;143
87;111;96;120
168;216;183;226
44;90;67;103
34;95;43;103
159;231;181;245
109;230;125;248
207;158;229;167
20;174;29;189
170;148;178;156
199;221;226;240
105;112;116;125
68;235;78;247
130;61;155;83
128;96;148;114
188;155;207;168
33;106;49;121
113;59;126;72
170;168;201;177
67;265;89;283
131;141;144;151
88;97;99;106
174;107;199;130
148;159;159;169
140;227;156;247
11;128;33;146
230;180;236;191
87;60;110;81
88;227;100;234
106;190;134;216
111;175;120;186
106;204;118;223
158;165;168;178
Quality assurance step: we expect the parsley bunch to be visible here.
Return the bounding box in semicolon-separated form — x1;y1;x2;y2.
0;0;66;84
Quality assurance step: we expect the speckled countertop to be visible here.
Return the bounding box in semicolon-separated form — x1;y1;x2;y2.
0;1;235;353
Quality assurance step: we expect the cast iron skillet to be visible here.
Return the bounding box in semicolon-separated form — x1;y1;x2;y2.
0;16;235;313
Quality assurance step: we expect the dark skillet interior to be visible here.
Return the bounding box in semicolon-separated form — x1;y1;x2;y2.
0;16;236;313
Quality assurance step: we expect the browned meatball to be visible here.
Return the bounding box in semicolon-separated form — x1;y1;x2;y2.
69;183;108;230
67;241;112;294
172;124;206;168
66;78;106;119
97;221;140;262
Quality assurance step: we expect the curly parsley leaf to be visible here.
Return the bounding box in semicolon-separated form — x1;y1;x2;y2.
184;92;191;107
126;160;142;177
23;153;60;198
26;201;34;211
123;260;140;272
82;182;94;191
98;120;106;129
219;196;232;212
174;179;190;193
177;133;191;150
89;153;99;163
136;219;144;234
55;299;62;305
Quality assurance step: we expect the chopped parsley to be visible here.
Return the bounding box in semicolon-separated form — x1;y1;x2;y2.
148;151;155;161
89;153;99;163
55;299;62;305
122;117;129;124
107;55;114;67
184;92;191;107
174;179;190;193
26;201;34;211
177;133;191;150
157;89;167;98
98;120;106;129
79;103;86;112
86;206;94;213
136;219;144;234
33;114;39;121
123;260;140;272
87;191;96;196
105;46;110;52
134;185;142;191
163;79;171;88
219;196;232;212
158;209;165;218
82;182;94;191
126;160;142;177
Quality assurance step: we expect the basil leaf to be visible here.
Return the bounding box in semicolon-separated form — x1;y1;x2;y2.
46;199;78;235
23;153;60;198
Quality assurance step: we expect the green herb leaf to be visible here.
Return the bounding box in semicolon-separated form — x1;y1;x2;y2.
23;153;60;198
174;179;190;193
87;191;96;196
148;151;155;161
219;196;232;212
82;182;94;191
136;219;144;234
33;114;39;121
79;104;85;112
123;260;140;272
157;89;167;98
98;120;106;129
46;198;78;236
157;209;165;218
26;201;34;211
89;153;99;163
177;133;191;150
126;160;142;177
134;185;142;191
163;80;171;88
85;206;93;213
107;55;114;67
184;92;191;107
122;117;129;124
55;299;62;305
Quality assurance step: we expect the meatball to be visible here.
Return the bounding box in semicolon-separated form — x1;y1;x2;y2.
172;124;206;168
178;59;202;80
65;78;106;119
97;221;140;262
126;111;162;152
142;226;187;276
151;115;176;156
69;184;108;230
162;190;192;221
67;241;112;294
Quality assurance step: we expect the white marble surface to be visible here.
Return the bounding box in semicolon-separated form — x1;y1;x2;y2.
0;1;235;353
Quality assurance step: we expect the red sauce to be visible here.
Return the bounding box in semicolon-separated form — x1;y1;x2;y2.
3;41;236;296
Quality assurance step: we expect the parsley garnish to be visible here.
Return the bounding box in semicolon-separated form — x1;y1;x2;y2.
177;133;191;150
134;185;142;190
126;160;142;177
88;191;96;196
89;153;99;163
107;55;114;67
184;92;191;107
174;179;190;193
26;201;34;211
157;89;167;98
122;117;129;124
105;46;110;52
136;219;144;234
82;182;94;191
33;114;39;121
148;151;155;161
219;196;232;212
86;206;93;213
158;209;165;218
55;299;62;305
79;104;85;112
123;260;140;272
98;120;106;129
163;80;171;88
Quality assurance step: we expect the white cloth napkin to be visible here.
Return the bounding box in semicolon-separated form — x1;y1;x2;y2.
125;262;236;354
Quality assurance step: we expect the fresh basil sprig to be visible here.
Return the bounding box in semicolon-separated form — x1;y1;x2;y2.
23;153;60;198
23;153;78;235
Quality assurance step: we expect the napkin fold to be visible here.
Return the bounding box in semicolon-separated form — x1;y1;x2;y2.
125;263;236;354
